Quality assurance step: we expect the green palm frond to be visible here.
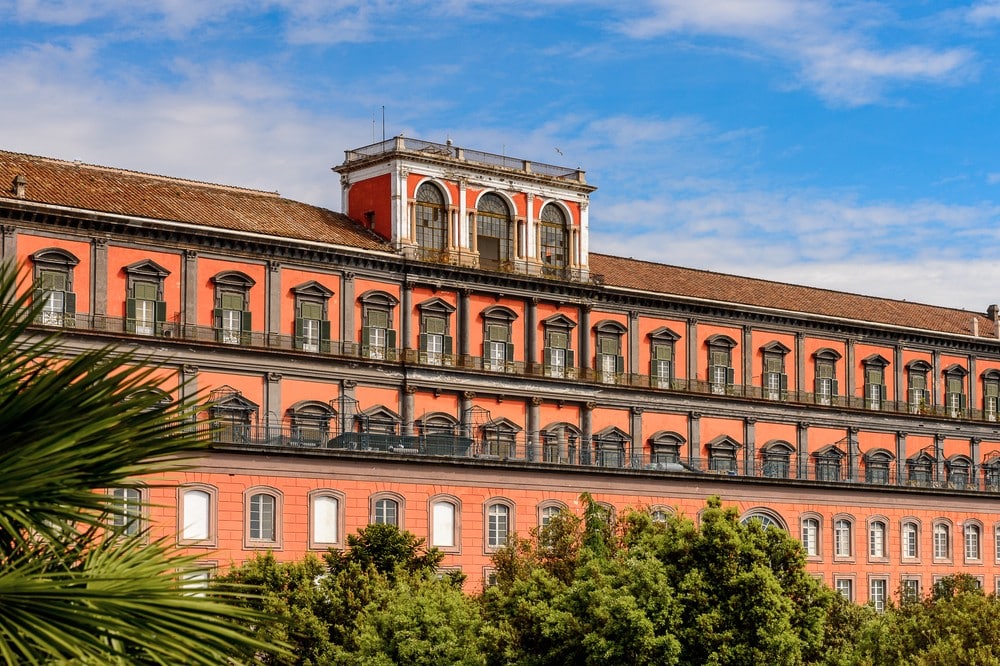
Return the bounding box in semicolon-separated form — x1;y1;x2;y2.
0;260;285;663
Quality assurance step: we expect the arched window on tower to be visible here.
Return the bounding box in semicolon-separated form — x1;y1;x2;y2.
415;182;447;255
539;204;568;276
476;193;513;271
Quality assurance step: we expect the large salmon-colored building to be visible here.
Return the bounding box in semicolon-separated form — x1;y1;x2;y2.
3;137;1000;608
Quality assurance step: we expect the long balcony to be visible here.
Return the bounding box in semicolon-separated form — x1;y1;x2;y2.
41;312;1000;425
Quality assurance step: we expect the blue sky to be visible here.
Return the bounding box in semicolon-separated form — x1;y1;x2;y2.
3;1;1000;310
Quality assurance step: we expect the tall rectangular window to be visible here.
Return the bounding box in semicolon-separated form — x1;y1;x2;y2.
801;518;819;557
864;363;887;410
869;521;887;558
815;358;837;405
870;578;887;612
374;498;399;526
902;522;918;559
484;323;513;372
543;328;573;378
835;519;852;558
708;346;734;395
945;370;967;417
419;315;452;366
431;500;457;548
312;495;339;545
249;493;276;542
934;523;950;560
487;503;510;548
835;578;853;601
908;367;929;413
651;342;673;388
763;354;787;400
596;334;623;384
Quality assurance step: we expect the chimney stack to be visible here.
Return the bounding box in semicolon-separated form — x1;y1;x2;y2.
12;174;26;198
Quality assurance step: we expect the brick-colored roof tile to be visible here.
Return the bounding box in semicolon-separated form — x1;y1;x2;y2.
0;151;390;252
590;253;997;338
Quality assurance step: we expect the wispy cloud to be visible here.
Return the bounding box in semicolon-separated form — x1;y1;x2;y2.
616;0;975;106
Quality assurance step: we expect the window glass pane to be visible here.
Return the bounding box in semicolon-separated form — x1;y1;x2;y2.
313;495;339;543
250;494;275;541
432;501;455;548
183;490;210;541
375;499;398;526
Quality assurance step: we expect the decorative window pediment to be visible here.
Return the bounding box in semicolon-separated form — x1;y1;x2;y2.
761;340;790;354
482;416;522;434
359;289;399;307
542;313;577;329
211;270;255;289
706;334;737;348
291;280;334;300
124;258;170;279
649;326;681;342
863;353;890;368
906;359;932;372
417;296;456;314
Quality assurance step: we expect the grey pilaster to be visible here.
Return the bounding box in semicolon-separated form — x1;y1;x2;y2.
847;427;859;482
460;391;475;437
579;303;592;370
401;281;413;351
341;272;355;346
742;325;752;396
527;396;541;461
744;417;756;475
971;437;982;490
795;332;806;396
797;422;810;479
894;344;904;405
968;354;977;413
932;350;941;407
935;434;946;481
581;401;594;465
402;385;416;437
630;406;643;467
267;261;281;339
341;379;357;435
182;250;198;330
629;310;640;375
459;289;471;357
895;431;907;486
687;318;698;388
0;225;16;262
526;297;538;369
265;372;282;429
688;412;701;468
845;339;855;407
91;238;108;318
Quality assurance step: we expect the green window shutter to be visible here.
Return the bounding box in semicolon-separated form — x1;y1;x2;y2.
879;384;887;400
766;357;782;374
831;379;839;396
63;292;76;325
213;308;224;328
443;335;453;355
959;394;967;409
615;355;624;374
549;331;567;349
542;348;552;366
653;344;672;361
367;309;388;329
125;298;137;333
418;332;429;352
320;320;331;351
566;349;575;367
300;301;322;320
155;300;167;324
726;367;735;384
241;310;252;332
488;324;508;342
425;316;446;335
134;281;157;301
780;373;788;391
361;326;372;354
386;329;397;348
505;342;515;362
294;318;305;350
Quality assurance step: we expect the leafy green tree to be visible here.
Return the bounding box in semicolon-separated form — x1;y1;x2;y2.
221;523;484;665
482;494;853;666
851;574;1000;665
0;262;279;664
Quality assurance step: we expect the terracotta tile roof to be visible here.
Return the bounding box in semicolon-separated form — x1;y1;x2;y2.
0;150;390;252
590;253;998;339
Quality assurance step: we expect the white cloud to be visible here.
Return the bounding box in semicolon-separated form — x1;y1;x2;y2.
616;0;974;106
968;1;1000;24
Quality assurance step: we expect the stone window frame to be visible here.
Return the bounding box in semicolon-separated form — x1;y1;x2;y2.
538;202;570;273
648;430;685;469
907;451;937;487
417;297;456;366
287;400;337;447
706;434;741;474
862;448;894;486
108;485;147;539
943;363;969;417
428;493;462;554
900;576;923;604
983;369;1000;421
868;576;889;612
906;360;932;413
211;270;255;345
308;488;346;550
594;319;626;384
540;421;582;464
370;491;406;528
964;519;984;564
481;305;518;372
932;519;953;563
739;507;787;531
833;513;855;561
800;512;822;560
760;340;790;400
537;499;569;528
414;180;449;252
649;504;675;523
592;425;629;469
31;247;80;326
123;258;169;336
862;354;890;410
834;576;855;602
359;290;399;360
541;313;576;378
867;515;889;563
208;386;259;445
812;348;842;406
813;444;845;482
292;280;334;352
900;517;922;562
244;485;283;550
176;483;218;548
760;439;794;479
706;334;737;394
475;191;516;269
649;326;680;389
946;454;973;490
484;497;515;553
479;416;521;459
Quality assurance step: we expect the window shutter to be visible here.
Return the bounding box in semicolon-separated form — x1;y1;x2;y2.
542;347;552;366
418;333;429;352
241;310;252;332
214;308;224;328
155;300;167;324
294;318;304;350
959;394;967;409
879;384;887;400
726;367;735;384
987;382;999;398
505;342;515;363
653;344;672;361
32;287;43;309
361;326;372;355
831;379;839;396
442;335;453;355
125;298;137;333
814;377;822;394
386;329;397;349
320;320;331;346
615;354;624;374
566;349;575;367
63;292;76;325
780;373;788;391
